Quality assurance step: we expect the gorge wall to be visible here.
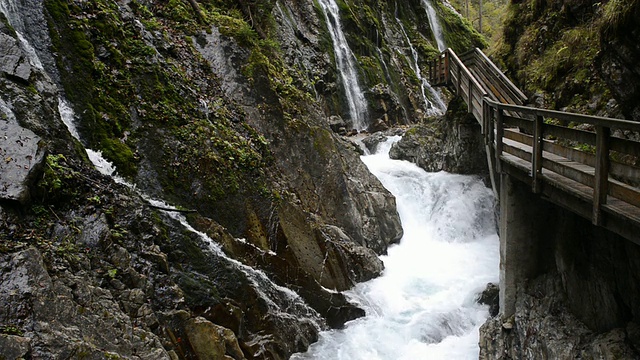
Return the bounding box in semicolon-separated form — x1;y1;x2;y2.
0;0;485;359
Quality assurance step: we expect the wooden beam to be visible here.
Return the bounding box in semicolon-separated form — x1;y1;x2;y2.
496;108;504;173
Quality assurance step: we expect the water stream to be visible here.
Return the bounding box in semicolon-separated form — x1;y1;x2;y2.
395;16;446;115
317;0;369;131
293;137;499;359
422;0;447;52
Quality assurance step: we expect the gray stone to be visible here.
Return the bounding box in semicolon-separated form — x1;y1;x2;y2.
389;97;488;177
0;334;30;360
0;100;45;203
0;33;32;81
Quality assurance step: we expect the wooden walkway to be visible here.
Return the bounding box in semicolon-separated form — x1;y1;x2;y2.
430;48;640;245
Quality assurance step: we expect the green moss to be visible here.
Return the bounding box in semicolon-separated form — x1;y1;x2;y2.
434;1;487;53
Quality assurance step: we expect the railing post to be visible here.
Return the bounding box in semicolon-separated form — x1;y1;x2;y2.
468;78;473;114
457;63;462;95
531;114;543;193
496;107;504;173
437;56;441;84
444;50;450;85
593;125;610;226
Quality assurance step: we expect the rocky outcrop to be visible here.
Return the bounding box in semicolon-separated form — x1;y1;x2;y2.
480;276;638;359
389;96;488;176
0;32;33;81
0;102;45;204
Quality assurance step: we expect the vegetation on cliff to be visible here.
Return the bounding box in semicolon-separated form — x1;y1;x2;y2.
494;0;640;118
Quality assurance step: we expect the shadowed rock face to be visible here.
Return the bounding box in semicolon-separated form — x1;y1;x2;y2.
0;104;45;204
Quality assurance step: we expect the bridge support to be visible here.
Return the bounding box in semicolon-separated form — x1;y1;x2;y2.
499;173;555;318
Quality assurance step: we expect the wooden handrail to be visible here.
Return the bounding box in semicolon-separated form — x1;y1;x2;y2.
429;47;640;241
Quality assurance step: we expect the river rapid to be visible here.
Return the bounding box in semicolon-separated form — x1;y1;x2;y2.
293;136;499;359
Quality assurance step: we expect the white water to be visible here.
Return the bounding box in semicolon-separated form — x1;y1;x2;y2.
317;0;369;131
395;18;446;115
0;0;20;32
293;137;498;359
422;0;447;52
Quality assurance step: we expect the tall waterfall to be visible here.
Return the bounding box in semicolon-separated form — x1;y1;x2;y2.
422;0;447;52
317;0;369;131
395;17;446;115
293;137;499;359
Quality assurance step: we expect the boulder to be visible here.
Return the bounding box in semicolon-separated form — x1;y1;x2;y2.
390;96;488;177
476;283;499;317
184;317;245;360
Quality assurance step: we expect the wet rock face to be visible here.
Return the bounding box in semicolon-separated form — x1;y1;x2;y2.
0;248;170;359
600;25;640;120
0;103;45;203
389;96;488;176
0;0;422;357
0;32;33;81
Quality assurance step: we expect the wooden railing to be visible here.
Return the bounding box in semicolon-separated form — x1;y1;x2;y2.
430;48;640;244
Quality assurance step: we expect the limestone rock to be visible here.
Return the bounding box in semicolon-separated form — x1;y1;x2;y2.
479;276;639;359
0;334;30;360
0;248;171;359
390;96;488;177
0;33;32;81
184;317;246;360
0;100;45;203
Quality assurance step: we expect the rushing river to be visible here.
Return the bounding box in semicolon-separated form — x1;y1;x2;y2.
293;136;499;359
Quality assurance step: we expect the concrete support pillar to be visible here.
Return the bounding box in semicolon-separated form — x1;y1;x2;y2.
499;173;553;317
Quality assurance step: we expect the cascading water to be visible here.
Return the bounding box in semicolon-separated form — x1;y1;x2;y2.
147;198;325;332
422;0;447;52
395;16;446;115
317;0;369;131
292;136;498;359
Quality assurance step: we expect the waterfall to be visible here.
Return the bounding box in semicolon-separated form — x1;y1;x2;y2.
0;0;19;31
292;136;498;359
395;18;446;115
422;0;447;52
317;0;369;131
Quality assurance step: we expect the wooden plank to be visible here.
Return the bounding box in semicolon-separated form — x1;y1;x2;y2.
503;143;532;162
544;123;596;146
474;48;527;103
496;108;504;173
542;158;594;188
609;181;640;208
503;115;533;133
504;129;532;146
471;58;523;105
610;137;640;158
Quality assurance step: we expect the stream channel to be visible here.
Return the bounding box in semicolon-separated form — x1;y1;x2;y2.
293;137;499;359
